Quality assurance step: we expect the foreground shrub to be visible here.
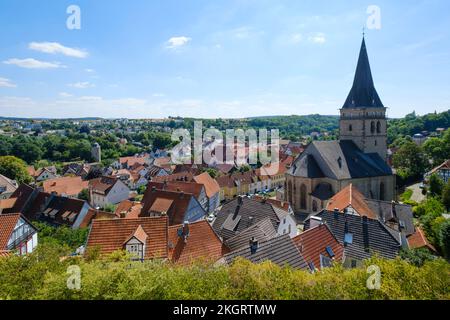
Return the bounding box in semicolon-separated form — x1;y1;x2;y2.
1;247;449;300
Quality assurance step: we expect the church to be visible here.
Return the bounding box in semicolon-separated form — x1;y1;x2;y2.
285;37;395;215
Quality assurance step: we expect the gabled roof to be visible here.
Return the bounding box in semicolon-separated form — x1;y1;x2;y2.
222;234;308;270
193;172;220;198
3;184;35;214
224;217;278;252
212;197;282;240
366;199;415;236
124;225;148;244
342;37;384;109
79;208;115;229
407;227;437;253
326;184;377;219
0;174;18;194
114;200;142;219
292;224;344;271
168;220;228;264
141;188;202;225
86;216;168;259
147;181;204;199
427;159;450;175
151;172;194;183
89;176;120;195
43;176;89;196
0;214;21;250
289;140;392;180
305;211;401;261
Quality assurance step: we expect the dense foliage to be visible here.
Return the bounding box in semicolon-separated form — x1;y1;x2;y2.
0;155;33;183
0;243;448;300
33;221;89;250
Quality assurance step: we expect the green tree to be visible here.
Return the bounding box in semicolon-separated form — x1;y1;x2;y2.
428;174;445;198
436;220;450;259
0;156;33;184
442;180;450;211
392;141;427;180
78;188;90;202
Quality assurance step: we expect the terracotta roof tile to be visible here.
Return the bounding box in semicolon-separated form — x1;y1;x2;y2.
407;227;437;252
168;220;228;264
147;181;204;199
0;214;20;250
79;208;115;229
114;200;142;219
86;216;168;259
194;173;220;198
43;176;89;196
292;224;344;271
326;184;377;219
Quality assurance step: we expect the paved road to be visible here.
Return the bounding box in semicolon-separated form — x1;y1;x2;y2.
408;183;426;203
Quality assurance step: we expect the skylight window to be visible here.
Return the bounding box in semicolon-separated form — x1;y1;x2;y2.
325;246;335;258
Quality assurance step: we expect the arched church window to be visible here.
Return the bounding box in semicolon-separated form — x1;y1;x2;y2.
380;182;385;201
300;184;307;210
349;124;353;132
312;200;318;212
288;181;293;204
370;121;375;134
376;121;381;133
375;140;377;146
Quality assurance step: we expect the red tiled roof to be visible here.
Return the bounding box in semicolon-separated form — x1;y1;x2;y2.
0;214;20;250
168;220;228;264
141;189;194;225
194;172;220;198
4;184;34;214
86;216;169;259
292;224;344;271
407;227;437;252
89;176;118;195
0;198;18;210
114;200;143;219
43;176;89;196
0;250;11;258
79;208;115;229
326;184;377;219
150;198;174;213
147;181;204;199
152;172;194;183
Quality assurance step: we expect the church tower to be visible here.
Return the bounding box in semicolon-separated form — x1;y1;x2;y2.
339;37;387;161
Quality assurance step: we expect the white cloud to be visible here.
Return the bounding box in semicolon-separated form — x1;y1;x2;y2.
166;36;192;49
68;81;95;89
29;42;88;58
290;33;303;44
59;92;73;98
85;68;95;73
3;58;65;69
308;33;326;44
0;77;17;88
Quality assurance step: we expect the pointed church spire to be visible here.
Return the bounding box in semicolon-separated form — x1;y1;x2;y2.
342;37;384;109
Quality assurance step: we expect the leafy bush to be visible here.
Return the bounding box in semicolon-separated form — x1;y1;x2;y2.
0;245;449;300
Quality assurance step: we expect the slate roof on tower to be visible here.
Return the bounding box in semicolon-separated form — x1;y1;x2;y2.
342;37;384;109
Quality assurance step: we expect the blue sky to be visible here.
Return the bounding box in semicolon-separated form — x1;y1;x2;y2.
0;0;449;119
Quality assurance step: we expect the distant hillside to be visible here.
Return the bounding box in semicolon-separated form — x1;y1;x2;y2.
387;110;450;143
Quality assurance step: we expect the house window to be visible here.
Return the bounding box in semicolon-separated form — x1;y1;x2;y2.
351;259;357;268
126;243;144;260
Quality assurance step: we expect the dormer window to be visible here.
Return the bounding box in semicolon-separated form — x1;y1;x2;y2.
337;157;342;169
